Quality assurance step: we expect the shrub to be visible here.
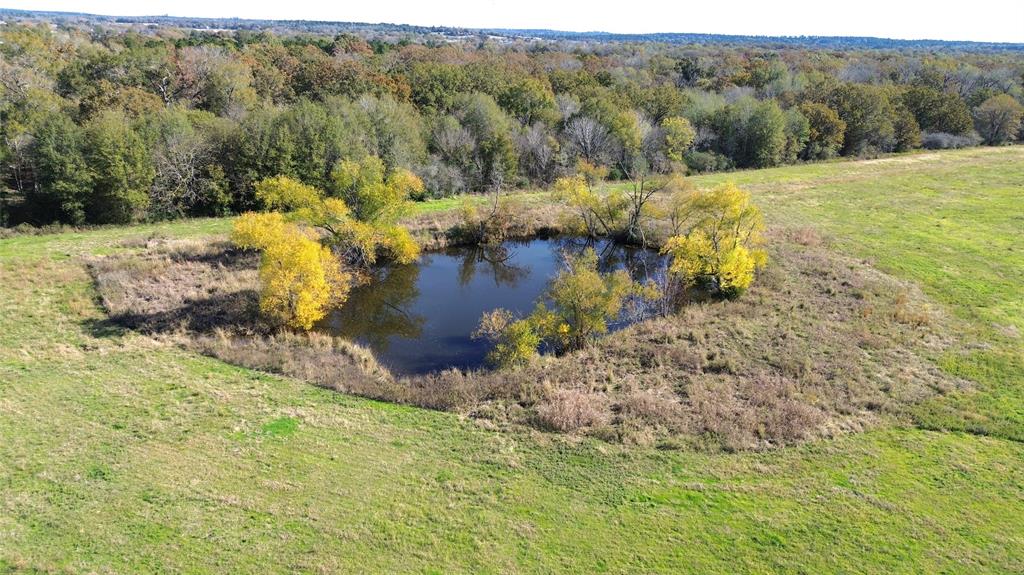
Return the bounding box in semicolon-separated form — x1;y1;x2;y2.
419;155;467;198
476;248;660;367
472;309;541;368
920;132;981;150
683;150;732;173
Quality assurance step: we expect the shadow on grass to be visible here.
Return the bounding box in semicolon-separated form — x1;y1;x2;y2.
84;289;261;339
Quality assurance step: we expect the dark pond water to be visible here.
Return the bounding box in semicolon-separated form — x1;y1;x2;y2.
317;237;668;375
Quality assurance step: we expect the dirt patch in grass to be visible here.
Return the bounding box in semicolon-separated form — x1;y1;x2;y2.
86;221;962;450
861;153;943;166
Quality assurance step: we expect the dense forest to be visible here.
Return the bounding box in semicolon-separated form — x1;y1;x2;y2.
1;14;1023;226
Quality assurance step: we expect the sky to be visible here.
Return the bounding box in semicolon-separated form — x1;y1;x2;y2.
2;0;1022;43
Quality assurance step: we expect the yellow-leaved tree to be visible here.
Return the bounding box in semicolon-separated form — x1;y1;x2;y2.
550;161;623;239
252;165;421;266
661;182;767;297
472;309;542;368
328;156;422;266
231;211;349;330
231;159;423;329
474;249;660;368
552;159;686;247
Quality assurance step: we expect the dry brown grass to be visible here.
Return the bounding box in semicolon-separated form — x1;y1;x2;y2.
88;238;261;334
86;221;961;451
405;201;567;250
535;389;612;432
192;330;395;395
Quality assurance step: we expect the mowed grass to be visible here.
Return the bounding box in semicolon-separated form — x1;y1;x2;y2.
2;147;1023;573
690;147;1024;441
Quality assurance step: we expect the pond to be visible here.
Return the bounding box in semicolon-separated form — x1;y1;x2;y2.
316;237;669;375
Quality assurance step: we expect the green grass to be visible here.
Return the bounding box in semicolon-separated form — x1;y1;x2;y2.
2;147;1023;573
410;195;476;215
0;217;232;261
691;147;1024;441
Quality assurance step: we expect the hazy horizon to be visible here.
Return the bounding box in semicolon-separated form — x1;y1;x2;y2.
2;1;1022;43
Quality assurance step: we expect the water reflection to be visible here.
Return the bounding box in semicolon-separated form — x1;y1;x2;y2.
319;263;424;350
456;244;529;288
317;237;668;375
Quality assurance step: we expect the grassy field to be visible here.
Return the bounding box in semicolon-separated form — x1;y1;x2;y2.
695;148;1024;442
2;147;1023;573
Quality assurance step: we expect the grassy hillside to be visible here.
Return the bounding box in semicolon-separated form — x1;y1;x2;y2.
1;147;1023;573
696;147;1024;441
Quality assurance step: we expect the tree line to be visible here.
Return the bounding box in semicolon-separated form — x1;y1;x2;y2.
1;20;1023;226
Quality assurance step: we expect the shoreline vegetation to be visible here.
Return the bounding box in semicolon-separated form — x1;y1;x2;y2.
86;192;958;450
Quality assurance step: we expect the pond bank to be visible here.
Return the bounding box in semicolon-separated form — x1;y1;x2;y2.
87;219;957;449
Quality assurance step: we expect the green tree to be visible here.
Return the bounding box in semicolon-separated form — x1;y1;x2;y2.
714;98;787;168
902;86;972;136
353;94;427;171
827;83;898;155
146;107;231;218
276;99;352;190
974;94;1024;145
892;102;922;152
497;77;558;126
407;62;469;112
173;45;258;116
782;107;810;164
27;112;92;224
746;101;788;168
230;108;299;208
798;102;845;160
242;41;300;104
580;90;642;158
451;93;518;190
642;84;687;124
661;116;696;163
84;110;154;223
